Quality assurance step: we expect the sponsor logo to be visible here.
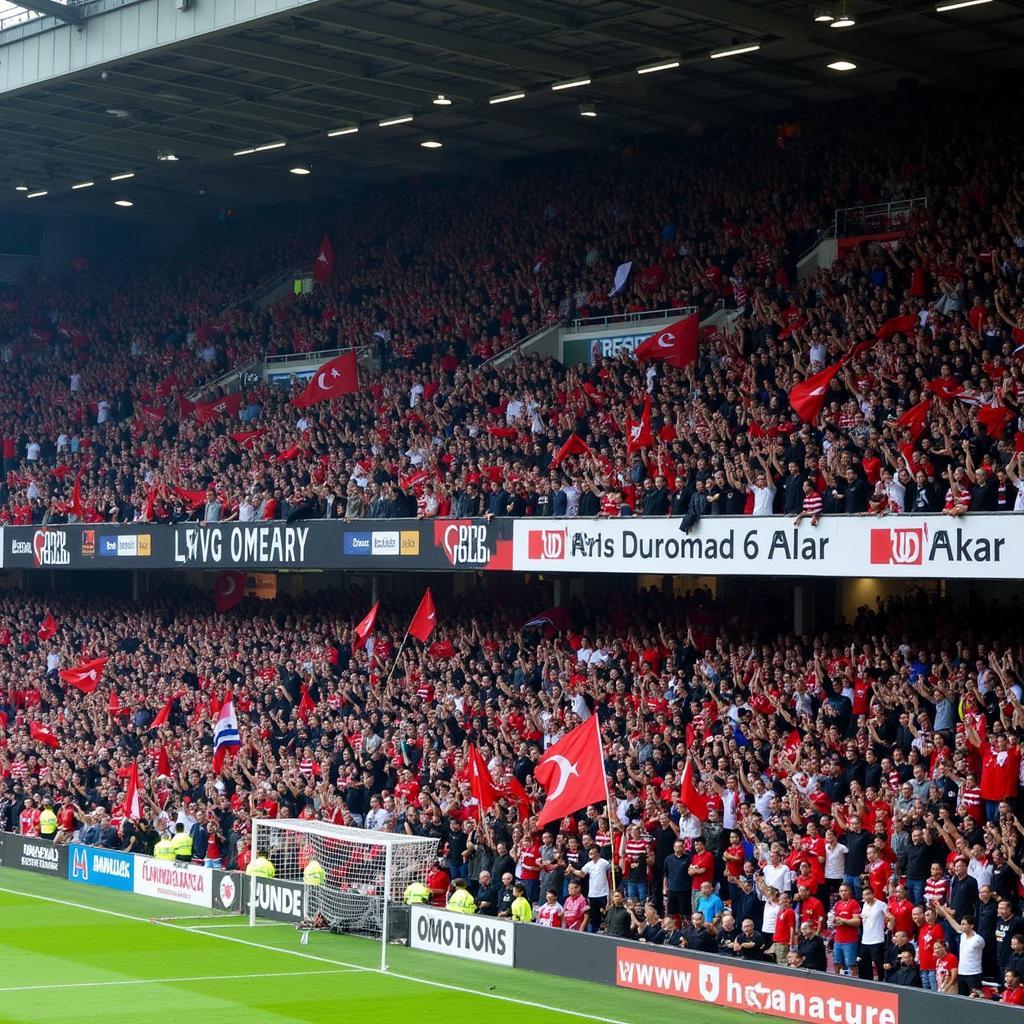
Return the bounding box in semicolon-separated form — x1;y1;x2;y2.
344;532;371;556
371;532;400;556
400;531;420;556
11;540;31;555
137;534;151;557
218;875;237;910
117;535;138;557
99;536;119;557
615;948;898;1024
14;840;61;874
173;525;309;566
252;879;303;920
81;530;96;557
436;521;491;565
134;858;212;907
30;529;70;566
527;528;566;561
68;844;134;889
410;906;514;966
870;527;924;566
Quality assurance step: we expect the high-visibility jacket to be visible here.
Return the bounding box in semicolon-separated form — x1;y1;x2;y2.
153;838;176;861
246;856;276;878
171;832;193;859
447;889;477;914
510;896;533;923
303;859;326;886
39;809;58;837
403;881;432;905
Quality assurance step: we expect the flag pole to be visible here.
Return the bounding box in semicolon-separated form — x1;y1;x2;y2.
382;632;409;690
596;715;618;895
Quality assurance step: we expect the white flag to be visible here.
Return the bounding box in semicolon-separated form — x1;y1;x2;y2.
609;261;633;297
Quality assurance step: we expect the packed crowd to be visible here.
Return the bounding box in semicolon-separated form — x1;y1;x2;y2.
1;91;1022;524
4;583;1024;1003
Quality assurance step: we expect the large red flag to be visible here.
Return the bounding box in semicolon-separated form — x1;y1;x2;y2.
231;430;267;450
313;235;335;284
679;757;708;821
194;392;242;425
978;404;1011;439
876;314;917;341
634;314;699;369
123;762;143;819
213;571;247;613
626;396;653;454
354;601;379;645
59;655;108;694
37;612;58;641
550;433;593;469
29;722;60;749
408;588;437;643
154;746;172;777
291;351;359;408
496;775;532;822
926;376;963;402
465;744;500;821
534;716;607;828
788;360;844;423
895;399;931;442
150;690;185;730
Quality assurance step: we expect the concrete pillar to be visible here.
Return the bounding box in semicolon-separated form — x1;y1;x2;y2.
553;578;564;607
794;583;815;635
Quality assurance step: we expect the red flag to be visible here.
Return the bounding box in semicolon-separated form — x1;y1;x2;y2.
626;396;653;454
634;314;699;369
497;776;532;821
275;443;302;462
876;314;916;341
123;763;143;819
978;404;1011;439
176;393;196;418
298;684;316;723
465;744;500;821
784;729;803;757
926;377;963;401
895;399;931;442
37;613;58;641
408;588;437;643
170;485;207;510
679;757;708;821
108;691;124;717
354;601;379;644
59;655;108;694
194;392;242;425
70;466;85;518
534;716;607;828
155;746;171;777
231;430;267;450
788;360;844;423
550;433;593;469
486;426;519;439
214;571;246;613
313;235;335;284
1015;432;1024;454
291;351;359;408
29;722;60;749
150;691;185;730
155;373;179;398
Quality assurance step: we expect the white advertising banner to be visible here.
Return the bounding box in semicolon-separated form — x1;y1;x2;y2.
134;857;213;908
512;514;1019;579
409;905;515;967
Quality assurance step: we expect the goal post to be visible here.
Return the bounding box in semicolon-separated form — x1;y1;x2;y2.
248;818;438;969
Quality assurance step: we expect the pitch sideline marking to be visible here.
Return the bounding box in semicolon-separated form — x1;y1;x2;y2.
0;884;639;1024
0;969;359;994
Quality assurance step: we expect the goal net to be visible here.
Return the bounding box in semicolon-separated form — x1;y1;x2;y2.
249;819;437;963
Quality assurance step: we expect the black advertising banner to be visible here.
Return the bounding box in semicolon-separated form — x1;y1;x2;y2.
0;520;514;572
0;831;68;877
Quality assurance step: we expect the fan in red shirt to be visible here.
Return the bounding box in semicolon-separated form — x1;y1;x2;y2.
967;725;1021;815
687;838;715;889
886;886;916;938
1004;970;1024;1005
796;884;825;934
19;800;40;836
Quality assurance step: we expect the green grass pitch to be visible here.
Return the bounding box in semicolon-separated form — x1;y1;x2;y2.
0;867;758;1024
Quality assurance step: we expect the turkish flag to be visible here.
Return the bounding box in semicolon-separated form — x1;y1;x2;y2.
154;746;171;777
194;392;242;425
37;613;58;641
59;655;108;693
171;485;207;510
176;393;196;418
634;314;699;369
155;373;179;398
354;601;379;645
408;588;437;643
214;571;246;613
895;399;931;442
626;396;653;454
231;430;267;450
788;360;844;423
70;466;85;518
876;314;917;341
534;715;607;828
978;404;1011;439
291;351;359;407
465;744;500;821
123;762;143;819
926;376;963;401
313;235;335;284
298;684;316;723
496;776;532;822
550;432;593;469
679;757;708;821
150;690;185;730
29;722;60;749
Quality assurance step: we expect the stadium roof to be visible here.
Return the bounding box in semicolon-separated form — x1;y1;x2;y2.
1;0;1021;219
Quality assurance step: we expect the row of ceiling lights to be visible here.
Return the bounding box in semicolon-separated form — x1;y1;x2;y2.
815;0;992;21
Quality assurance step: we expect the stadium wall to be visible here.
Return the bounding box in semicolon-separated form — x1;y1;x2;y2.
2;514;1020;579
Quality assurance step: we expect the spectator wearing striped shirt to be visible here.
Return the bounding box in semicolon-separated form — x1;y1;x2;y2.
793;478;823;527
